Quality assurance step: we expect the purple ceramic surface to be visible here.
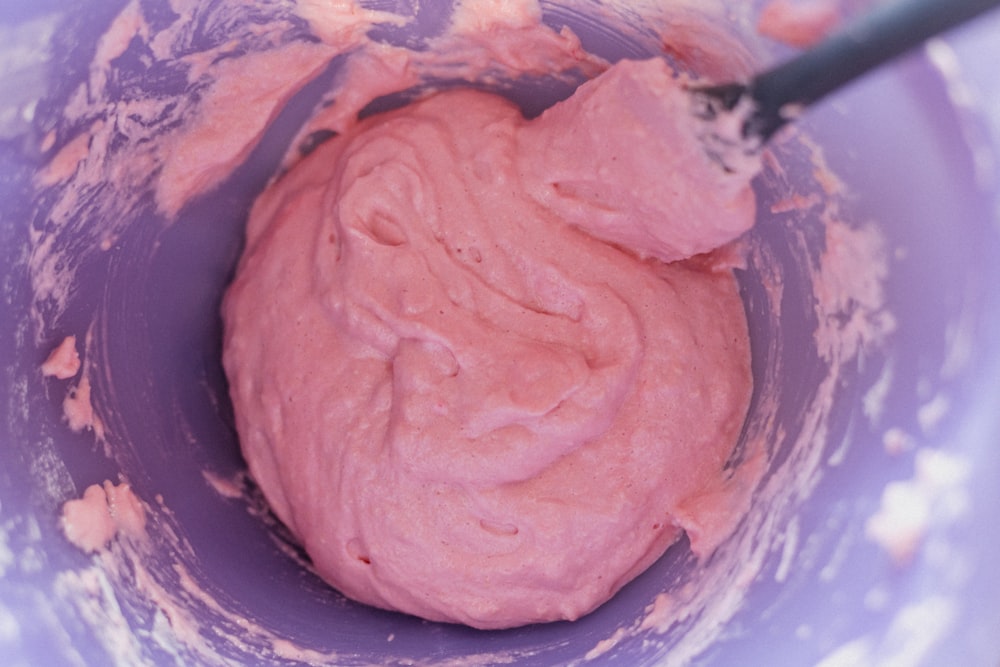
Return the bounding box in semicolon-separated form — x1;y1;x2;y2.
2;1;999;665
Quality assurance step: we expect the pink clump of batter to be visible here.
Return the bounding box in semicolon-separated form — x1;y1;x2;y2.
60;481;146;553
757;0;841;48
42;335;81;379
223;57;759;629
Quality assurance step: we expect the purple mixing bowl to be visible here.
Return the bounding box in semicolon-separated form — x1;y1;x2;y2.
2;1;999;665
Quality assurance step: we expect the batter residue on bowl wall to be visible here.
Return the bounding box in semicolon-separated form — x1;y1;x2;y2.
6;0;923;664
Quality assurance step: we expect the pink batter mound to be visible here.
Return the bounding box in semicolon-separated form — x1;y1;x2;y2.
223;58;757;629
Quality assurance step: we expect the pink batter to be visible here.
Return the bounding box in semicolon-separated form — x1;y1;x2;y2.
60;481;146;554
223;57;757;629
41;336;81;379
757;0;841;48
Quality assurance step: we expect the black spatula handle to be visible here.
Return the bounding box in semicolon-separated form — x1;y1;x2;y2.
749;0;1000;139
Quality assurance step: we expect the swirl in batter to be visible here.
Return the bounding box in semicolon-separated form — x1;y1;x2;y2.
222;58;758;629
